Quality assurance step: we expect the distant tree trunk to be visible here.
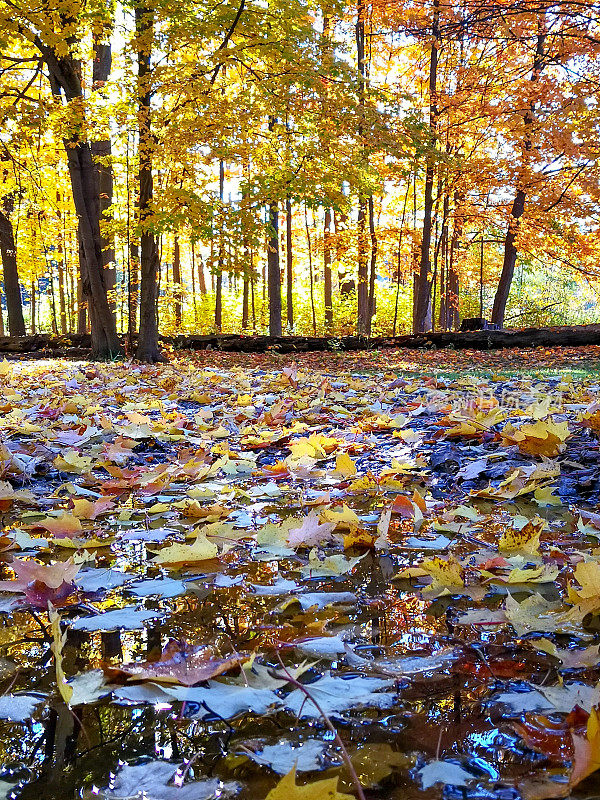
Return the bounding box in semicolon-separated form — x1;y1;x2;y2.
77;238;87;334
267;116;282;336
190;242;197;325
367;195;377;335
285;197;293;330
414;0;439;333
335;209;352;295
356;0;369;335
305;203;317;335
492;28;546;328
55;190;67;334
135;2;164;362
242;273;249;329
323;207;333;328
31;280;36;334
448;191;463;330
0;195;26;336
197;251;206;294
267;199;282;336
92;28;116;318
215;159;225;330
172;234;182;329
393;178;411;336
438;193;449;330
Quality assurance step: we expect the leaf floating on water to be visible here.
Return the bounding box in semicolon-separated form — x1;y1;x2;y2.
265;767;353;800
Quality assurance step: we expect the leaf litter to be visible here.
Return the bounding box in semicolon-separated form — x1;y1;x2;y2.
0;351;597;798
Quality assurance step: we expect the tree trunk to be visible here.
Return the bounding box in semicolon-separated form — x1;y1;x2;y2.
491;28;546;328
323;207;333;328
447;191;463;330
356;0;369;336
267;116;282;336
267;199;282;336
40;42;121;358
197;251;206;294
242;273;249;329
190;241;197;325
491;190;525;327
172;234;182;329
367;195;377;335
393;178;411;336
92;31;116;318
135;2;164;362
305;203;317;335
0;196;26;336
66;143;122;357
215;159;225;330
414;0;439;333
335;209;352;295
286;197;293;330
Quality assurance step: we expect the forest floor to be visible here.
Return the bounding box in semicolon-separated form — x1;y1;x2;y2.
0;347;598;800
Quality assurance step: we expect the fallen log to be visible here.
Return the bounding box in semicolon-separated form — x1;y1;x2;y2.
167;324;600;352
0;323;599;358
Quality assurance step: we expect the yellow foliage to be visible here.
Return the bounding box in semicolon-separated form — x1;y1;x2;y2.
504;419;570;457
265;767;353;800
333;453;357;477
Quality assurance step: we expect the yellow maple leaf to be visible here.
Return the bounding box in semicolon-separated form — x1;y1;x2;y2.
265;767;353;800
498;519;544;556
320;505;361;531
580;402;600;434
533;486;562;507
36;512;83;538
54;451;95;474
333;453;357;477
151;534;218;566
421;556;464;596
343;528;376;549
569;561;600;606
347;473;379;494
506;419;570;457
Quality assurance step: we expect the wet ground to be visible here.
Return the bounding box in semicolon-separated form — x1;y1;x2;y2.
0;350;597;799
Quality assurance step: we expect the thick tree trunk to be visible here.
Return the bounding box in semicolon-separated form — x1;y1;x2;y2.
40;41;121;358
92;33;115;317
323;207;333;327
414;0;439;333
0;197;26;336
39;46;121;355
66;144;122;358
135;3;164;362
